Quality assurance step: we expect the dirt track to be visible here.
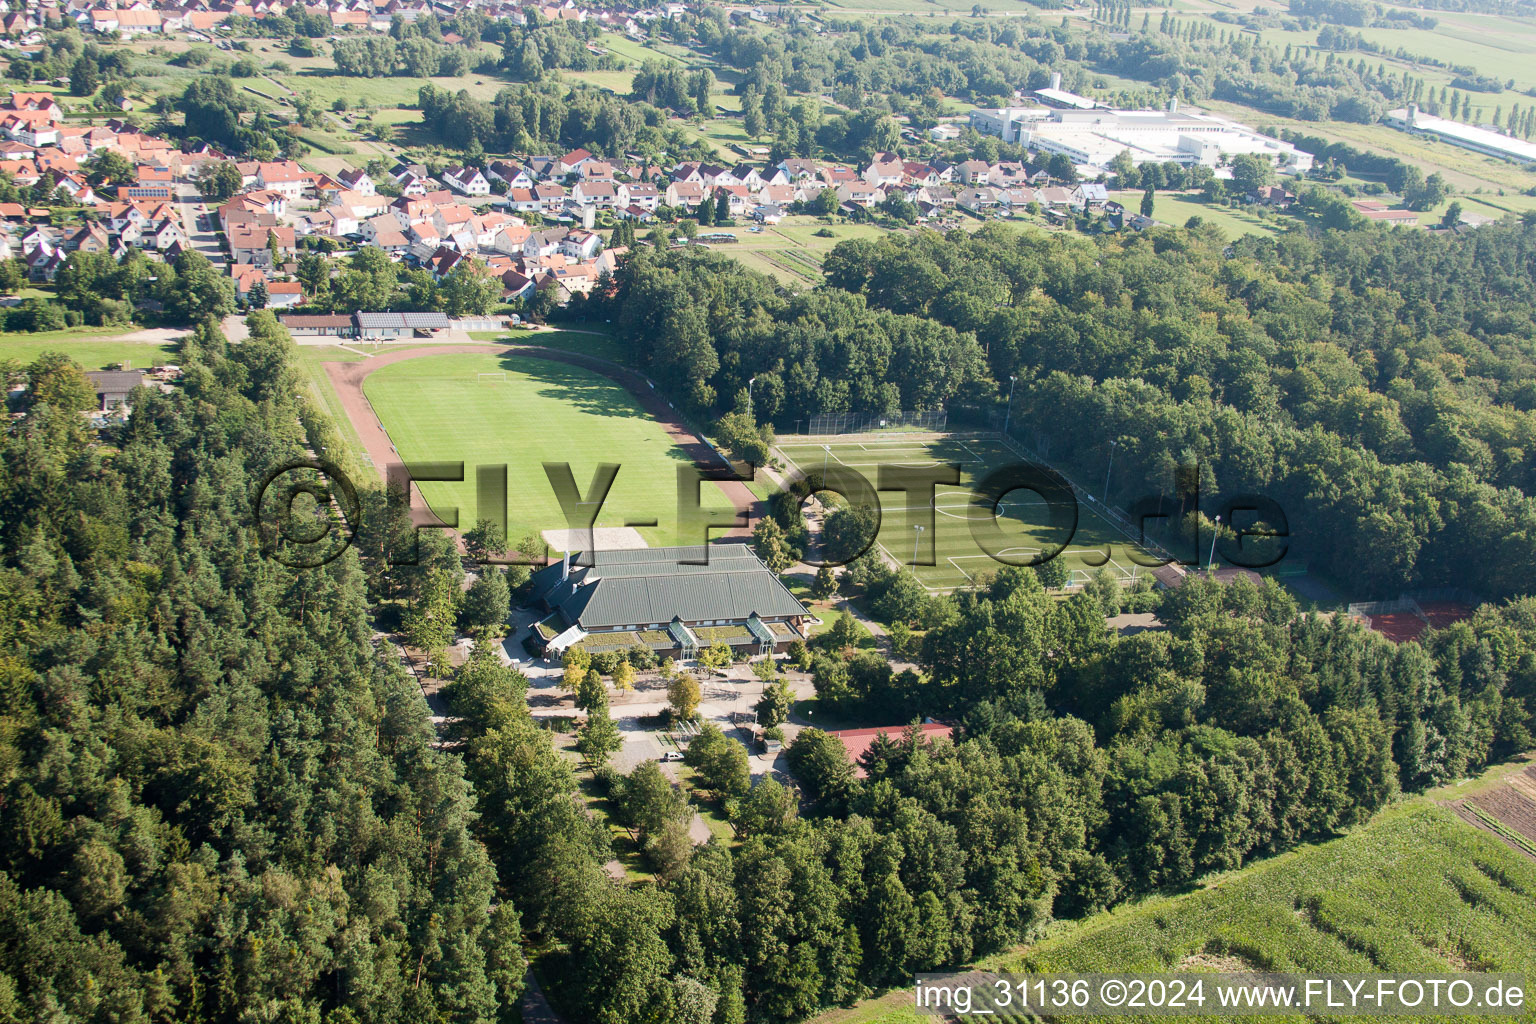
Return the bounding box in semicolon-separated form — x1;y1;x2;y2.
322;343;760;539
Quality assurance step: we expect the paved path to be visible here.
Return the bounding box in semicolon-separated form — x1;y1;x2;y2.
518;970;566;1024
322;342;762;538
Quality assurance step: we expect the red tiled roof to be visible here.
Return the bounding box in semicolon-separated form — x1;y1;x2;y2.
825;723;952;777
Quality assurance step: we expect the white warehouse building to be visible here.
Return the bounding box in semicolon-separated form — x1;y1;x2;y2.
969;100;1313;176
1384;105;1536;165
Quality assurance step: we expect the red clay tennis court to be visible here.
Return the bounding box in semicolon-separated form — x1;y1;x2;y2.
1418;601;1474;630
1368;612;1429;643
1363;602;1474;643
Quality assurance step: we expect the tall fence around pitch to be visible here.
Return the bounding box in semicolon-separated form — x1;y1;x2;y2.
792;410;949;436
1347;588;1483;622
992;429;1180;571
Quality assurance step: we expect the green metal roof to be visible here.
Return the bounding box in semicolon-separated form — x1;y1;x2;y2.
746;614;775;645
529;544;807;631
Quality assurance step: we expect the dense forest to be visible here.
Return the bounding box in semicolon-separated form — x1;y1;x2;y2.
0;318;522;1020
6;267;1536;1022
600;218;1536;598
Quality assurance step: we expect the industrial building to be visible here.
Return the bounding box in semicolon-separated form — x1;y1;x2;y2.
1384;105;1536;165
969;94;1313;177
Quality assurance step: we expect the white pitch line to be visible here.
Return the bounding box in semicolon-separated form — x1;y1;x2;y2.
946;556;975;582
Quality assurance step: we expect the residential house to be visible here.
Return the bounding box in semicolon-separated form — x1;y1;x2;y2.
665;180;705;208
862;157;904;187
229;225;293;266
835;181;884;208
956;160;992;185
256;160;307;199
266;281;303;308
65;221;109;252
560;229;601;260
625;183;660;210
1074;182;1109;208
486;160;534;190
442;165;490;196
336;168;375;195
558;148;594;174
571;179;622;208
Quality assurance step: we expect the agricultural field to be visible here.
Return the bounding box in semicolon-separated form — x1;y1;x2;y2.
776;435;1154;590
811;798;1536;1024
1449;762;1536;860
361;351;739;546
997;803;1536;984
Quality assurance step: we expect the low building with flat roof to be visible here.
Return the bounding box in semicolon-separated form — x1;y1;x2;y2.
354;311;451;339
525;543;809;659
970;91;1311;176
1384;105;1536;165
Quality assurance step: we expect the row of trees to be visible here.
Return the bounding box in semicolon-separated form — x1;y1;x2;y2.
6;248;236;331
415;80;715;161
332;34;478;77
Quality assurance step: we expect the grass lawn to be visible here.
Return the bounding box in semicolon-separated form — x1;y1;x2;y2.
700;218;887;285
278;69;505;109
362;352;738;546
466;328;634;367
777;436;1154;591
294;346;376;482
679;116;767;160
563;69;637;95
597;32;690;66
1110;189;1287;240
0;331;179;371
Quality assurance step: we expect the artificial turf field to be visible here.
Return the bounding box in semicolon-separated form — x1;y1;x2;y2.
362;352;738;547
777;435;1154;591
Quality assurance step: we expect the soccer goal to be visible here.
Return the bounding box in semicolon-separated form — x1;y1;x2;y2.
476;372;507;383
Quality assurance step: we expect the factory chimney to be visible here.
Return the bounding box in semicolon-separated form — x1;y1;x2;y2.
1168;96;1179;113
561;551;569;580
1049;71;1062;91
1406;103;1418;126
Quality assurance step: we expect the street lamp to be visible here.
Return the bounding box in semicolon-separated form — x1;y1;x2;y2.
1102;440;1117;504
1206;514;1221;572
1003;375;1017;435
912;524;924;566
747;376;756;417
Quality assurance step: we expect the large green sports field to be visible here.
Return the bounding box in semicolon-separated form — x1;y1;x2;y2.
362;352;737;547
777;435;1154;591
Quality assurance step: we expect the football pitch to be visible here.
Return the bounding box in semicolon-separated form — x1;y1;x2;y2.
362;352;739;547
777;435;1154;591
